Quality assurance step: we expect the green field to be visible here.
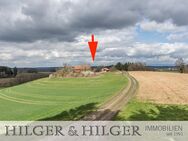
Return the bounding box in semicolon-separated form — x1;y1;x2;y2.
0;72;128;121
115;99;188;120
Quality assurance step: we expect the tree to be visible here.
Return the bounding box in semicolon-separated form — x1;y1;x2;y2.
123;63;129;71
13;67;18;77
175;58;185;73
115;62;123;70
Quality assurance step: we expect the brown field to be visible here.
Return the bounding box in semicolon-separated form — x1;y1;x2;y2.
129;71;188;104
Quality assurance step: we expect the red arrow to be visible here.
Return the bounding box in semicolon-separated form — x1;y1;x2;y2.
88;34;98;61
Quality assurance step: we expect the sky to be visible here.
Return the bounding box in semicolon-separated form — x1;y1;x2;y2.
0;0;188;67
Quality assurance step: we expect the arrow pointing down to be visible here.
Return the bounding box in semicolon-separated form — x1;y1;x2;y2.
88;34;98;61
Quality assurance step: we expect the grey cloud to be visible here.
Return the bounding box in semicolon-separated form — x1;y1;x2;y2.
1;0;188;42
0;0;142;42
145;0;188;26
1;0;188;67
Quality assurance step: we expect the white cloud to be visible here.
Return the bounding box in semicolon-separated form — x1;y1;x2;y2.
167;32;188;41
0;53;13;60
127;43;177;57
139;20;177;32
139;20;188;43
1;27;188;67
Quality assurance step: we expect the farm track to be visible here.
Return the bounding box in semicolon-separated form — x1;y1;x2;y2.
83;72;138;120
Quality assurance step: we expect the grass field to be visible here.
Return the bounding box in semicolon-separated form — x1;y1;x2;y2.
0;72;128;121
115;99;188;120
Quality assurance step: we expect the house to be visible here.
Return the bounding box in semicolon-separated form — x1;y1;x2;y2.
101;67;110;72
73;65;91;73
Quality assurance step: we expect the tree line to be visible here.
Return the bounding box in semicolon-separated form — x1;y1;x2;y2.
114;62;150;71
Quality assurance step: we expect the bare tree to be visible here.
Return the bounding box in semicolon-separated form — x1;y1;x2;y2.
175;58;185;73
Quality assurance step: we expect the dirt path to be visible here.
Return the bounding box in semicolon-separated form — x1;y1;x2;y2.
83;72;138;120
129;71;188;104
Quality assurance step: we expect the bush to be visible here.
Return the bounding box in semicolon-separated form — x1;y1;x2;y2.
0;73;49;87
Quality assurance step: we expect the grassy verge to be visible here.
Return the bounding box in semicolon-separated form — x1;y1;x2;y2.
114;99;188;120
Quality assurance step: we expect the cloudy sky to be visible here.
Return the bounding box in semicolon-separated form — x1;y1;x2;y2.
0;0;188;67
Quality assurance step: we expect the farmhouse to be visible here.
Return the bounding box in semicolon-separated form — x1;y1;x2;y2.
101;67;110;72
49;64;94;78
73;65;91;73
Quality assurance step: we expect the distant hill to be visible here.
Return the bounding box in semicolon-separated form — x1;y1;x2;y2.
147;66;177;71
